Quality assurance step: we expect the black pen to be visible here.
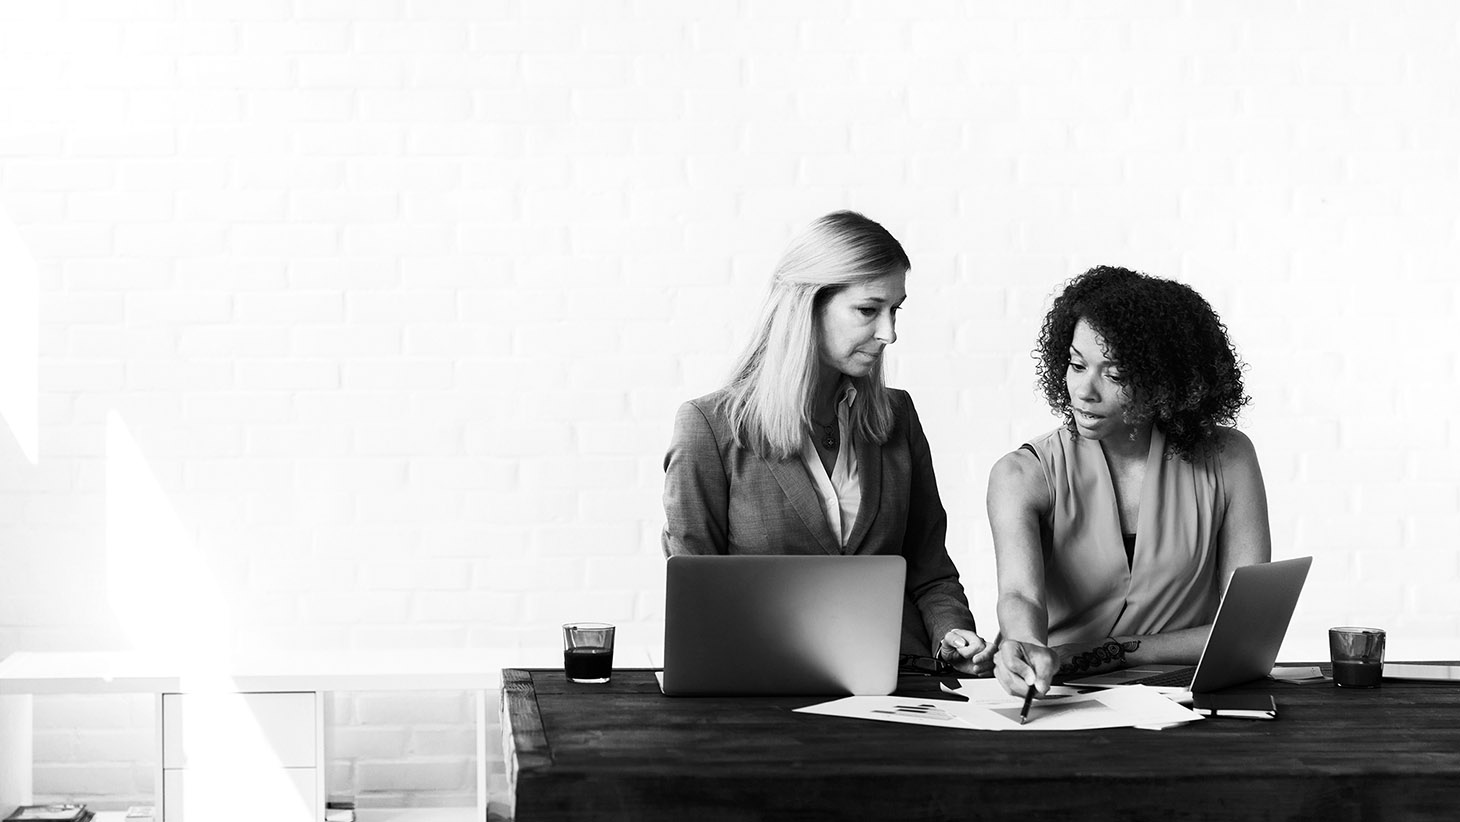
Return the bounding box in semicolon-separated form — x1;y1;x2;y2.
1019;684;1036;724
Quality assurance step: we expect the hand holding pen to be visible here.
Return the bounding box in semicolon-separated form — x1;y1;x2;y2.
994;638;1060;701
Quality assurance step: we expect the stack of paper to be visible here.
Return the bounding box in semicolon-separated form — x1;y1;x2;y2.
4;806;93;822
1269;665;1329;683
795;680;1202;731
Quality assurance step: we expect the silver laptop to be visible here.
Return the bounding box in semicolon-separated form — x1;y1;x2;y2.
661;554;905;696
1064;556;1312;694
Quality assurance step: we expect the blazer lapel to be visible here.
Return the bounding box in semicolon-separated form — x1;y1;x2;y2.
842;432;882;555
766;456;841;555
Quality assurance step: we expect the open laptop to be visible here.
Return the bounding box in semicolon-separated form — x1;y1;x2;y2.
1063;556;1312;694
661;554;905;696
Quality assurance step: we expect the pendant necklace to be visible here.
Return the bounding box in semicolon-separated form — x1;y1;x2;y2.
812;416;839;451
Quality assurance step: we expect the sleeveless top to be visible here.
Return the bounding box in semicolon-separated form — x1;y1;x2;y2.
1024;425;1226;646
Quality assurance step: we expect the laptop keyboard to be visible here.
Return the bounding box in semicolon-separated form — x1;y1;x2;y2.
1132;667;1196;687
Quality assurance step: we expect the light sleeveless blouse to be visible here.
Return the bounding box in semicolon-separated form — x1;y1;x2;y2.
1025;425;1226;646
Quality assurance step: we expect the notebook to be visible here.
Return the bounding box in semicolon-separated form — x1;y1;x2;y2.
661;554;906;696
1063;555;1313;695
1383;663;1460;682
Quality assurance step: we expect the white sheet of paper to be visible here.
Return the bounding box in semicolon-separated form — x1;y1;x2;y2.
795;696;982;728
795;683;1202;731
937;677;1085;704
1269;665;1329;683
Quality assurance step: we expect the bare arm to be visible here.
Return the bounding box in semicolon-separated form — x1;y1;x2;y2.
987;448;1062;695
1213;428;1273;586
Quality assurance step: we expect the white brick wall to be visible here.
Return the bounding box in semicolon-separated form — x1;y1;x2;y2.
2;0;1459;810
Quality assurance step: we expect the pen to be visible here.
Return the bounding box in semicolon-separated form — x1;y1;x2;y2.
1019;684;1035;724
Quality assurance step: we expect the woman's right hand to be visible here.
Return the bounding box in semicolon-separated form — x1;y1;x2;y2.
994;639;1060;698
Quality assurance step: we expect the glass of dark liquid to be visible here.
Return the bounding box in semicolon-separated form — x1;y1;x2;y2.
563;622;615;683
1329;626;1385;688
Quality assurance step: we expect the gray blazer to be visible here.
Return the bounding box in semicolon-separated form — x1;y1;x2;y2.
661;386;976;655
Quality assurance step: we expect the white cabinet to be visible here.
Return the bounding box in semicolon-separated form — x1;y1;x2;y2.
162;768;317;822
162;691;318;767
0;649;520;822
160;692;322;822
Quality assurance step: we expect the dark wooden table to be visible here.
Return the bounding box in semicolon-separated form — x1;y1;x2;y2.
501;665;1460;821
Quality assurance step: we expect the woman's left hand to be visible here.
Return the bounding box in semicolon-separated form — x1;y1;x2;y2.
937;629;995;676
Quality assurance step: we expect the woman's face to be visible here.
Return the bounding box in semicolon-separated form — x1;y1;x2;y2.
816;269;906;380
1065;318;1137;440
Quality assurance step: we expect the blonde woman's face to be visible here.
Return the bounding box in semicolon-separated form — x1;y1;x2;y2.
816;269;906;380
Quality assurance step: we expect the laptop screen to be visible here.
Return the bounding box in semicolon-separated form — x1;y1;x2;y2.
661;554;906;696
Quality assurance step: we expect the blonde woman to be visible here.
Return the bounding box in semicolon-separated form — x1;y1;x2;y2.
662;211;991;674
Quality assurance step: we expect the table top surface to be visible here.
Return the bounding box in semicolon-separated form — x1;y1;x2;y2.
502;664;1460;822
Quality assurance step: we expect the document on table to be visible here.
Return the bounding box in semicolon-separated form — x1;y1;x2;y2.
1269;665;1330;683
794;680;1202;731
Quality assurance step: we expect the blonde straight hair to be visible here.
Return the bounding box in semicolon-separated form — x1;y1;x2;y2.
723;211;909;461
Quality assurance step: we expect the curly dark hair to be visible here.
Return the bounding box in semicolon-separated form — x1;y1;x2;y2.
1034;266;1250;461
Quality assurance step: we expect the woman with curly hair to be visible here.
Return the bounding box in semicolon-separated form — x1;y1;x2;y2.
662;211;993;674
989;266;1271;698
